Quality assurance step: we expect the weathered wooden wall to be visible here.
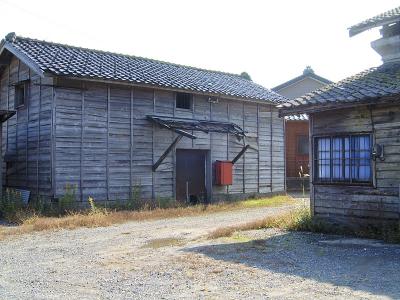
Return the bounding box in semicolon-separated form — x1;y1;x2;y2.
54;80;285;203
310;104;400;226
0;57;53;199
0;56;285;203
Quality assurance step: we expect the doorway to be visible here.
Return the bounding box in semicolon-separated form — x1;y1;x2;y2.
176;149;207;203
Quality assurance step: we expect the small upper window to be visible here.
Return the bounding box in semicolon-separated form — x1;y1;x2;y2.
176;92;192;110
14;83;26;108
297;135;309;155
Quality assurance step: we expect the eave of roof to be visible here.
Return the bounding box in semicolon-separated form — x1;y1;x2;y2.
279;94;398;117
278;62;400;116
1;33;286;104
349;6;400;37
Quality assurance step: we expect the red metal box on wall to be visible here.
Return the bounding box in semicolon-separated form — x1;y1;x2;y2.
215;160;233;185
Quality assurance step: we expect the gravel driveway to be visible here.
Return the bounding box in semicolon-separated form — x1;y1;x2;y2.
1;203;399;299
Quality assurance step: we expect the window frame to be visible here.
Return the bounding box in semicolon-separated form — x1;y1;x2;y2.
312;132;373;186
14;81;28;109
175;92;193;110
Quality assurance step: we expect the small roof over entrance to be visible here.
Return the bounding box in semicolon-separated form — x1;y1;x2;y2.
147;115;246;138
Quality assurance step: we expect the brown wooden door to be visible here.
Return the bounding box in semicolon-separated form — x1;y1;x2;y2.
176;149;206;203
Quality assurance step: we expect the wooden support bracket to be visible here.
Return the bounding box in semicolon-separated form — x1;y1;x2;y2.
152;135;183;172
231;144;251;165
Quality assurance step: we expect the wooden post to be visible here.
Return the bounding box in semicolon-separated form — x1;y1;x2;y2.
309;113;314;216
257;104;260;194
106;86;110;201
130;87;134;201
51;85;56;199
152;90;155;200
36;78;41;197
209;99;213;202
242;103;245;194
226;102;230;195
15;60;20;186
80;83;85;202
25;69;30;187
283;117;286;192
270;105;273;193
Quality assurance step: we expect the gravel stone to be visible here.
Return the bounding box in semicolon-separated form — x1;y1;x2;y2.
0;204;399;299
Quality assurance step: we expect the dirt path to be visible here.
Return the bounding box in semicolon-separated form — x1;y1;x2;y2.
0;203;399;299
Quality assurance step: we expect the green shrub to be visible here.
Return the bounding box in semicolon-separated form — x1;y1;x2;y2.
127;180;142;210
58;184;77;214
156;197;180;209
0;188;25;222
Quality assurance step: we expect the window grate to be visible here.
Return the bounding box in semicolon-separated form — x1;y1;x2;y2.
314;134;372;184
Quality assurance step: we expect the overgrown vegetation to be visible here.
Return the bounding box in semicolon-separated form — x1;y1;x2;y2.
0;189;25;222
58;184;76;213
126;181;143;210
208;207;400;243
0;185;80;223
0;194;296;240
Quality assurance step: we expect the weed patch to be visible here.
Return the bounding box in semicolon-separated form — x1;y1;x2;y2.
142;237;185;249
0;195;296;240
208;207;400;244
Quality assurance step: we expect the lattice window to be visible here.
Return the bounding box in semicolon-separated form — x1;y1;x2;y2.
314;134;372;184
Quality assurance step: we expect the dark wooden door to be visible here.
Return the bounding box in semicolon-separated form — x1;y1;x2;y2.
176;149;206;203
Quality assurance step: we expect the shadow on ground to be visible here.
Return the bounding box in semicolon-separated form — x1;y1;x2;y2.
185;231;400;298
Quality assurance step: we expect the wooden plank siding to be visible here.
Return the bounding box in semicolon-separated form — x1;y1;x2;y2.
0;57;285;204
0;57;53;199
310;104;400;226
53;82;284;203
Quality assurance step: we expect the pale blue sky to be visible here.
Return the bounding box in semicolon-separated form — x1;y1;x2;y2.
0;0;398;88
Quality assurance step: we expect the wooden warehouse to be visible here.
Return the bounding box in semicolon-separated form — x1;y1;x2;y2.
0;33;286;205
279;7;400;227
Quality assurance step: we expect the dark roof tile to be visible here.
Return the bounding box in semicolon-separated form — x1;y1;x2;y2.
2;34;285;103
349;7;400;37
278;62;400;114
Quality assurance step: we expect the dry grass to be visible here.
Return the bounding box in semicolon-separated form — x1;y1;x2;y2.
141;237;186;249
208;207;400;244
208;207;320;239
0;195;295;240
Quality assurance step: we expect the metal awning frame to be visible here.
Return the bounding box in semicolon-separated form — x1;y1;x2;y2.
147;115;246;139
148;115;249;172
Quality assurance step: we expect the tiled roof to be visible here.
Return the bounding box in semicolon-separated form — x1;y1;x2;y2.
0;33;285;103
349;6;400;37
272;67;332;92
278;62;400;114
